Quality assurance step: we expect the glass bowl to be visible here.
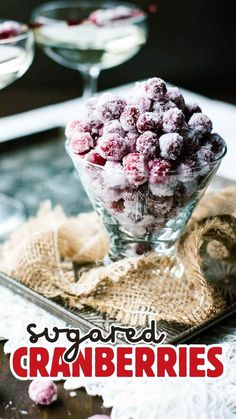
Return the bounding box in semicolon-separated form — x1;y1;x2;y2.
66;140;227;261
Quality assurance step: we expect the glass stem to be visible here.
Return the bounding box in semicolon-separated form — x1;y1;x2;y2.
80;66;100;98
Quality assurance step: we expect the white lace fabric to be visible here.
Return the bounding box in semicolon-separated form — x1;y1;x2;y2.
0;284;236;419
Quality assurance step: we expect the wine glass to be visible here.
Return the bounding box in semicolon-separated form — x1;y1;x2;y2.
0;21;34;239
31;1;148;97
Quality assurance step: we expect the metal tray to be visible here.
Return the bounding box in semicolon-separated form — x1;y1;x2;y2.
0;129;236;344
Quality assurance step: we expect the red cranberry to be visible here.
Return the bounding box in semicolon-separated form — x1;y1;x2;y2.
188;113;212;140
137;112;162;133
85;150;106;166
144;77;167;101
98;133;128;161
162;108;185;133
165;87;185;111
65;119;92;139
148;194;173;217
148;159;174;189
120;105;140;132
123;153;149;186
96;93;126;121
136;131;159;158
159;133;184;161
184;103;202;121
70;132;94;154
209;133;226;156
177;157;199;181
103;120;125;137
108;198;125;213
152;100;175;115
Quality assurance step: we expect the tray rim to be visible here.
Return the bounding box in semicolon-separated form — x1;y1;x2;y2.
1;271;236;345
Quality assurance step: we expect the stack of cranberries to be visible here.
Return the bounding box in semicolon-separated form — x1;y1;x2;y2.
66;78;225;236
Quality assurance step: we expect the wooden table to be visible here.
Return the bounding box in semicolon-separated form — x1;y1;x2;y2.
0;342;111;419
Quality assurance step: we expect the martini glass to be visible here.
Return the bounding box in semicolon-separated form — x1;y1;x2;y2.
0;21;34;239
31;1;148;97
66;142;227;262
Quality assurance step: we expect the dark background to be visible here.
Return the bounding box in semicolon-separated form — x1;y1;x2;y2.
1;0;236;117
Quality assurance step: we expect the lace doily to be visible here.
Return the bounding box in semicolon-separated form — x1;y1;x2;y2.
0;284;236;419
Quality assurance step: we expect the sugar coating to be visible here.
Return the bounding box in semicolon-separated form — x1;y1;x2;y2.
144;77;167;101
137;112;161;133
103;120;125;137
165;87;185;111
123;152;149;186
120;105;140;132
98;133;128;161
148;159;173;185
162;108;185;133
159;133;184;161
28;380;57;406
126;131;139;152
136;131;159;157
70;132;94;154
103;161;128;188
188;112;212;140
65;119;92;140
96;93;126;122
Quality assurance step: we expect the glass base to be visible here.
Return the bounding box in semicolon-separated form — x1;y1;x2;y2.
0;194;26;241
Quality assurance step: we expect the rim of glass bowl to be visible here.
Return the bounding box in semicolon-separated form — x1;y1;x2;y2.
65;139;227;174
31;1;147;27
0;20;33;45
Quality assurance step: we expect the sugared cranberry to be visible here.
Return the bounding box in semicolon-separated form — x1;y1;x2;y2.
148;194;173;217
0;21;20;40
162;108;185;133
128;94;152;113
70;132;94;154
85;96;98;118
136;112;161;133
28;379;57;406
184;103;202;121
103;161;128;188
136;131;159;157
159;133;184;161
148;159;173;184
96;93;126;121
65;119;92;139
177;157;199;181
103;120;125;137
209;133;226;156
144;77;167;101
120;105;140;132
108;198;125;213
152;100;175;115
126;131;139;152
188;113;212;140
85;150;106;165
123;153;149;186
98;133;127;161
165;87;185;111
89;6;137;26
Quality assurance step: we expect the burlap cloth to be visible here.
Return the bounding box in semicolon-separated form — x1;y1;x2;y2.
1;187;236;327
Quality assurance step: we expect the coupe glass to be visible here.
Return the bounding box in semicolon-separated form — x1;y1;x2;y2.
0;21;34;239
31;1;148;97
66;141;227;262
